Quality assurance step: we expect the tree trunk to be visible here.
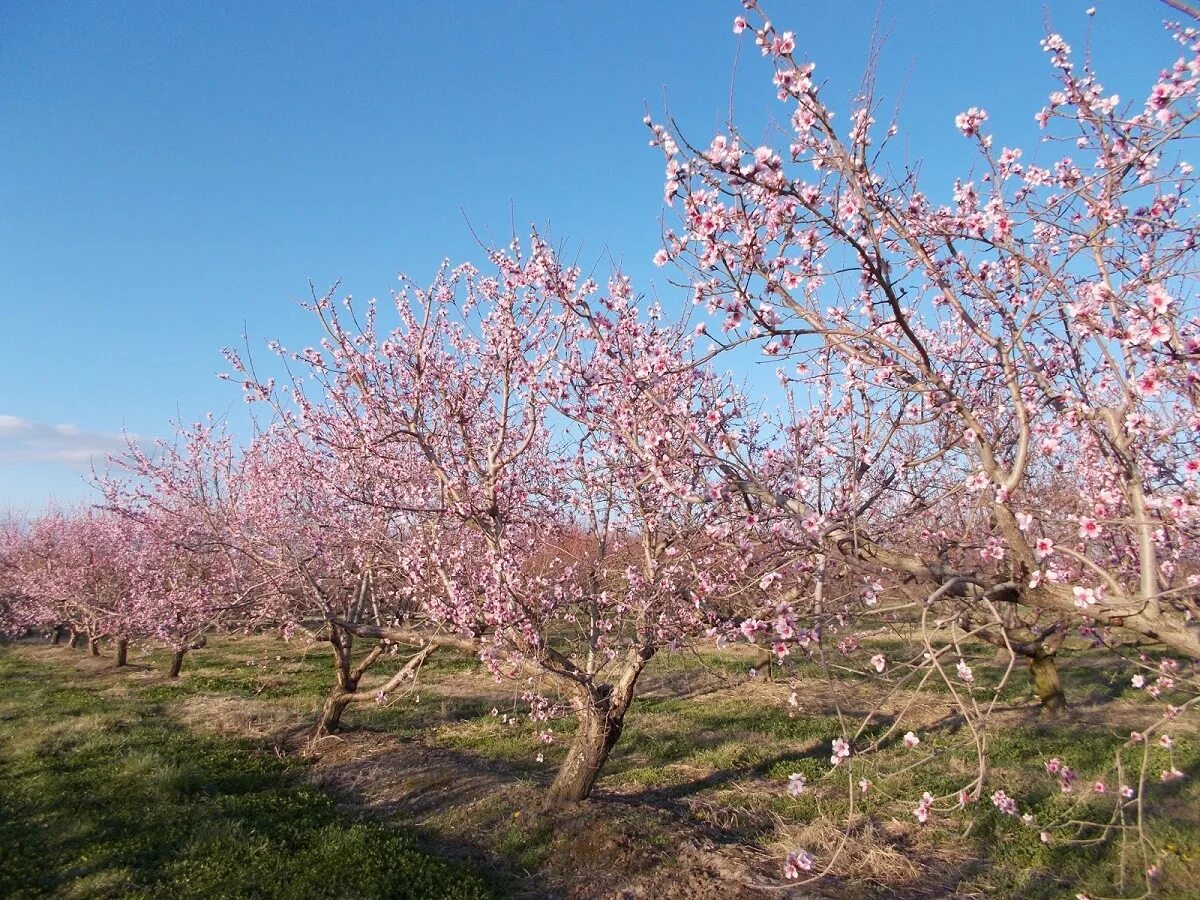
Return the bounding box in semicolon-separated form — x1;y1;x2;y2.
51;625;65;645
544;688;625;808
749;649;775;681
69;629;82;649
115;638;129;667
1030;653;1067;715
168;648;187;678
89;636;101;656
314;689;354;738
313;626;358;738
542;645;655;809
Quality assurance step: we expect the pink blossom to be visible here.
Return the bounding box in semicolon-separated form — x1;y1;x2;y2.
1060;768;1078;793
954;107;989;138
784;849;814;878
965;471;990;492
1135;370;1162;396
1147;283;1174;312
787;772;807;796
830;737;851;765
903;731;921;749
1146;321;1171;345
740;618;767;642
991;790;1018;815
913;791;934;823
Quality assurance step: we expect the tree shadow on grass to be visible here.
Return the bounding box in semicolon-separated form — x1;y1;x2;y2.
0;649;500;900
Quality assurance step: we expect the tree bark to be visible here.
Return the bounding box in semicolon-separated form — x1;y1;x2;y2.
51;625;65;645
313;624;359;738
1030;653;1067;715
168;648;187;678
545;686;626;808
315;689;355;738
313;641;434;739
960;613;1069;716
750;648;775;681
89;636;101;656
69;629;82;649
115;638;129;667
543;644;656;809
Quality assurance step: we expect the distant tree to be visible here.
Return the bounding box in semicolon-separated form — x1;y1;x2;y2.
104;422;257;677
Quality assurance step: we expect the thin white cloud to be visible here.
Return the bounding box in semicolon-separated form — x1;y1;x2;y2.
0;415;131;467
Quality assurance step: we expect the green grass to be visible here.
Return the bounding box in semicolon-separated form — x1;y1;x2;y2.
5;633;1197;899
0;649;496;900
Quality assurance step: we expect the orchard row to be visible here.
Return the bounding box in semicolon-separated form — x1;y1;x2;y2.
3;4;1199;891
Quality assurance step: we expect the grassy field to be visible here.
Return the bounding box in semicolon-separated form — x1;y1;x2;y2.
1;635;1196;898
0;648;494;900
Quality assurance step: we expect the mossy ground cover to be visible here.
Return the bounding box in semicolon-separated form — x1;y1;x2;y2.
0;648;495;900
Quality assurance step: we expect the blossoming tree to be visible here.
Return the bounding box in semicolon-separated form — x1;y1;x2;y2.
231;238;750;804
634;1;1200;885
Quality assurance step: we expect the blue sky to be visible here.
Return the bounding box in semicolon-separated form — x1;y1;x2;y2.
0;0;1181;511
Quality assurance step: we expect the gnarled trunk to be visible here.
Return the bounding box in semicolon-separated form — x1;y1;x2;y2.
545;688;626;808
963;612;1068;715
166;636;206;678
1030;653;1067;716
51;625;66;645
69;629;82;649
312;636;433;739
543;644;656;810
115;638;129;667
313;623;361;738
315;688;355;738
749;648;775;681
